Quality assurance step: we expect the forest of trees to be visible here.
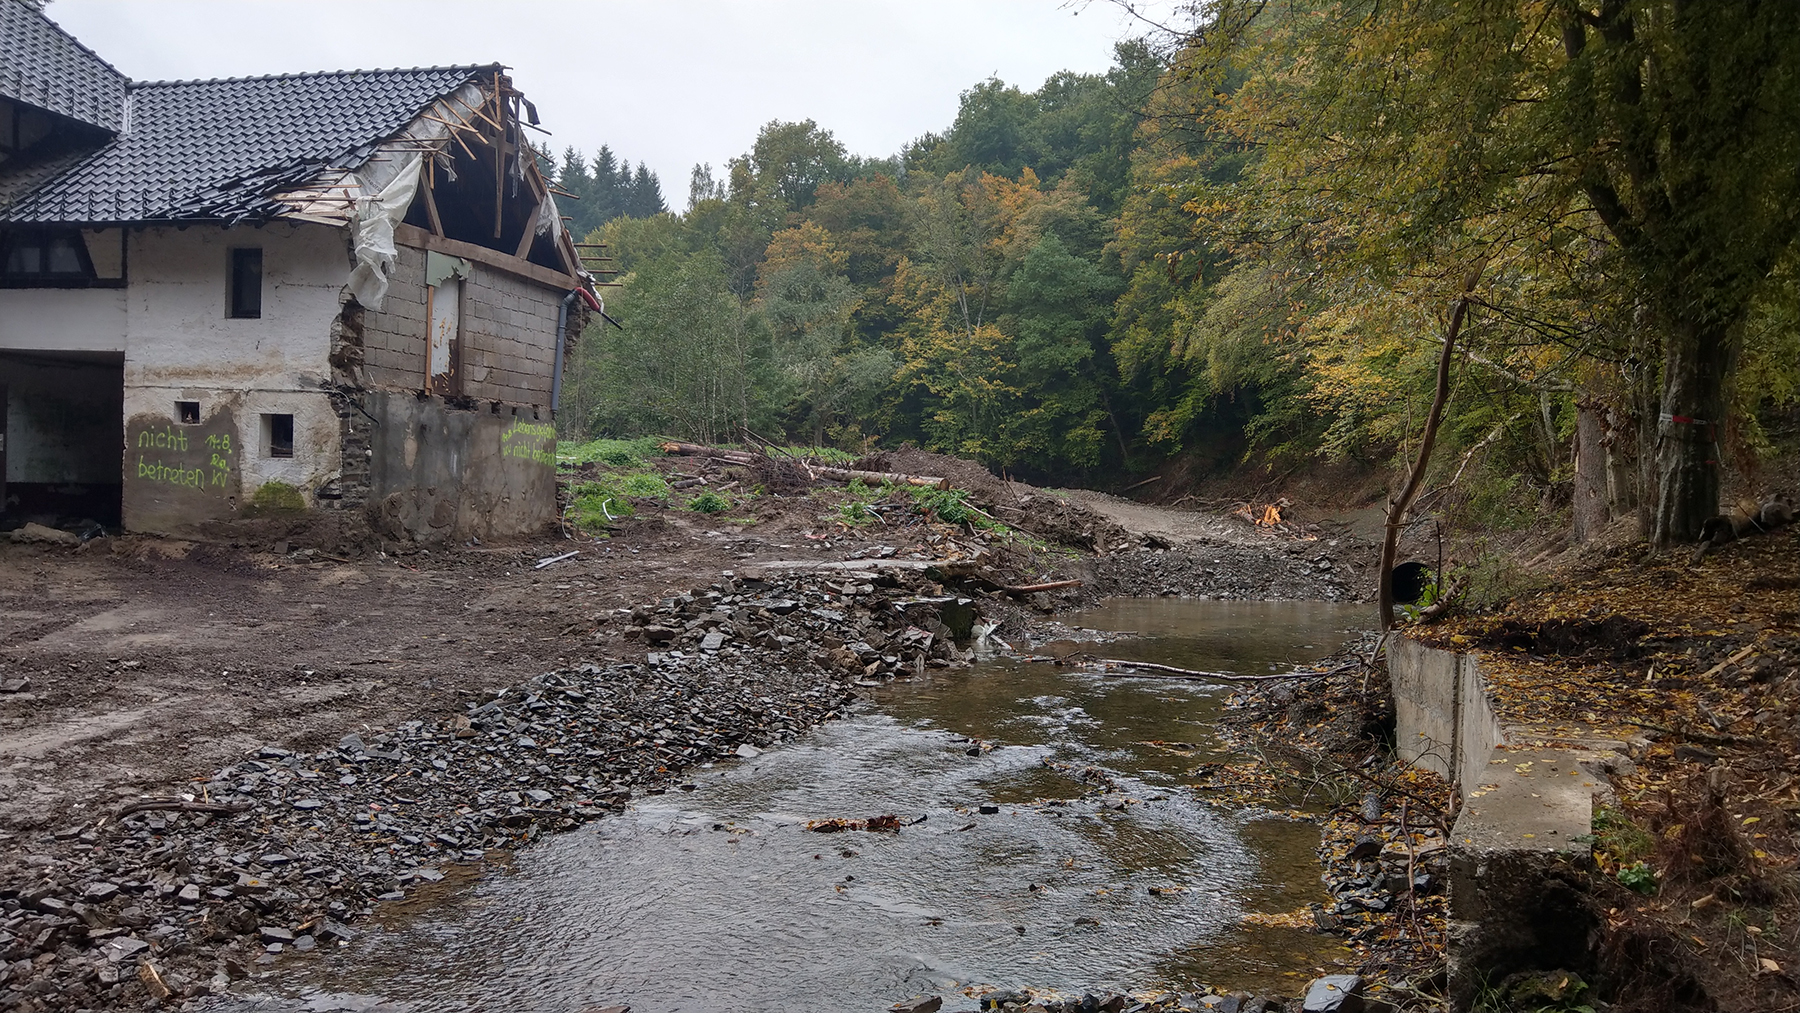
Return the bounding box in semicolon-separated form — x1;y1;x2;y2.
548;2;1800;546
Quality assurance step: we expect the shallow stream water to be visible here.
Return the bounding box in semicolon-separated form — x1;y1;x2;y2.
210;600;1370;1013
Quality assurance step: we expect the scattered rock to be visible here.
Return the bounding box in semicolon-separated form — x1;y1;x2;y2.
10;522;79;545
1301;975;1362;1012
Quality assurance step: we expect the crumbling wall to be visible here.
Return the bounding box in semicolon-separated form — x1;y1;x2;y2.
360;245;429;390
347;239;571;541
363;391;556;543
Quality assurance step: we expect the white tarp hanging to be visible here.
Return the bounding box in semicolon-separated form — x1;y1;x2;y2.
346;154;422;311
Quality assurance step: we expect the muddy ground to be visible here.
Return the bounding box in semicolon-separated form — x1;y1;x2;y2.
0;472;1373;841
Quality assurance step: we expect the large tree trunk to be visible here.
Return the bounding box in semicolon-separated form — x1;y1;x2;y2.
1571;403;1609;543
1652;320;1735;548
1633;358;1659;539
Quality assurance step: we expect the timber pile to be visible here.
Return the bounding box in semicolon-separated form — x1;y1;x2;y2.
658;442;948;490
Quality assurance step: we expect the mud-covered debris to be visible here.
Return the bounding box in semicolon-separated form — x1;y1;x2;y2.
804;814;902;833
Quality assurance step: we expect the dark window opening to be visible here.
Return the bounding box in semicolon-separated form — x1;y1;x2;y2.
1;229;95;283
176;401;201;425
265;413;294;458
229;248;262;319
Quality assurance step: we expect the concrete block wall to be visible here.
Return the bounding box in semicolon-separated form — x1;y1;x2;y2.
458;264;559;405
361;246;429;390
358;249;562;407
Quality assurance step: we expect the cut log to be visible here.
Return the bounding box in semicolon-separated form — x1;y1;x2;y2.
810;466;948;490
1023;656;1330;684
658;441;756;465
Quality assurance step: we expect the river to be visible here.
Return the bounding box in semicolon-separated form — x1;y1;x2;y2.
207;599;1370;1013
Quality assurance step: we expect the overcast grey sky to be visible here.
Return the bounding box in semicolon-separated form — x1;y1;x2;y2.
46;1;1163;209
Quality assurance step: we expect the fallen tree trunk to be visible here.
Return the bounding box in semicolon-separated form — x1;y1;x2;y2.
1001;579;1083;595
1024;656;1332;684
658;441;756;465
658;443;949;489
808;465;948;490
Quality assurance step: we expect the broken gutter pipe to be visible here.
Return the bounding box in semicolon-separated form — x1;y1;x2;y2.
551;288;581;414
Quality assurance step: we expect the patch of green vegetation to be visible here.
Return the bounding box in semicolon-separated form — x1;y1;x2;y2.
1616;861;1658;895
1592;804;1655;865
567;471;672;533
1577;804;1658;895
246;480;305;514
686;490;730;514
613;471;671;498
557;436;669;469
910;486;999;530
833;477;886;526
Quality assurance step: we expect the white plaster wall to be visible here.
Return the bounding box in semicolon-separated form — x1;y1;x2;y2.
124;222;350;388
122;223;354;514
0;288;127;352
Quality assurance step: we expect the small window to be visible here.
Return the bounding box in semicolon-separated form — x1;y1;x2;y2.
229;248;262;319
176;401;201;425
263;413;294;458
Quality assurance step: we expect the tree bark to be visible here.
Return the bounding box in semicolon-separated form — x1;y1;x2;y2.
1652;319;1735;547
1572;403;1609;543
1380;277;1478;631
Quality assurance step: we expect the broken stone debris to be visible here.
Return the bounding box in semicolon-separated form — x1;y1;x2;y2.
0;570;902;1009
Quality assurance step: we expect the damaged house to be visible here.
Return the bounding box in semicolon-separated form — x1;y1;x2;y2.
0;1;599;541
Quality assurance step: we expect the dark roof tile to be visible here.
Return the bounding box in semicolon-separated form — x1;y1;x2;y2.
0;0;128;130
3;64;494;224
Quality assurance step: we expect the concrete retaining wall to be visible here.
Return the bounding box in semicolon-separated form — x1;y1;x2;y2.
1387;635;1503;792
1388;633;1613;1009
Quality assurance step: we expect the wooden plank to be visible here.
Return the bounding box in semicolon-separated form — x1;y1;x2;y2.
514;198;541;259
422;171;444;237
394;223;580;292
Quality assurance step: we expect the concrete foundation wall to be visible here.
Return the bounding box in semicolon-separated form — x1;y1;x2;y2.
363;391;557;542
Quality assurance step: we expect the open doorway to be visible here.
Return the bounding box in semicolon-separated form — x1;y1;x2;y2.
0;350;124;530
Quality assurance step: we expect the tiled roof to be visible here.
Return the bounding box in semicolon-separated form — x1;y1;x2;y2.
0;0;128;131
1;65;494;224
